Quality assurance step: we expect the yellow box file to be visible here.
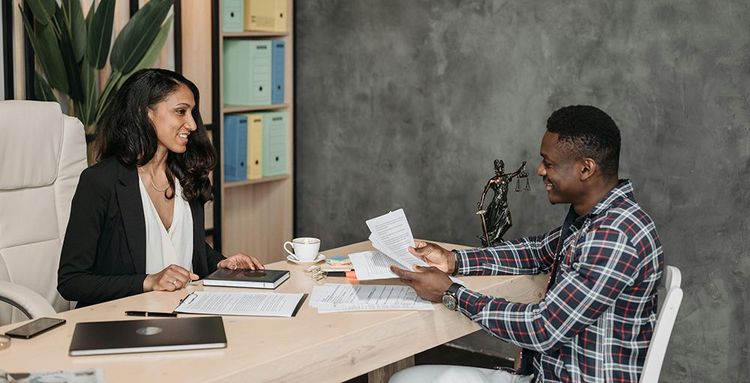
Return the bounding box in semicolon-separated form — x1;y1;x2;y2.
245;113;263;180
244;0;287;32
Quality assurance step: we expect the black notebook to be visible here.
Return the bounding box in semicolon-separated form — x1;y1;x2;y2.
203;268;290;289
69;316;226;356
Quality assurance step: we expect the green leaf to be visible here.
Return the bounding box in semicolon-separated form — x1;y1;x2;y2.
120;15;174;87
95;70;122;122
110;0;173;74
20;10;69;94
61;0;86;62
56;6;83;102
33;71;57;102
86;0;115;69
80;61;98;127
85;0;94;26
24;0;56;26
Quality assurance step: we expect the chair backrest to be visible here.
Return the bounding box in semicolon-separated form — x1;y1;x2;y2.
640;265;684;383
0;100;87;324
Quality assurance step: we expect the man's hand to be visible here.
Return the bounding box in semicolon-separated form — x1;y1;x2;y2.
409;241;456;274
390;265;453;302
218;253;265;270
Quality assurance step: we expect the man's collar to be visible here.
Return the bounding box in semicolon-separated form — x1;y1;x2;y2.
588;179;634;217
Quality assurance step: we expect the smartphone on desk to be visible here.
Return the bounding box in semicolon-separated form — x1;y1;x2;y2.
4;317;66;339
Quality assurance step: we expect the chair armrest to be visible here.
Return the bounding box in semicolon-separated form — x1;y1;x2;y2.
0;281;56;319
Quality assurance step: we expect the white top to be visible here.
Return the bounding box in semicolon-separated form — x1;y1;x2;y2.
138;175;194;274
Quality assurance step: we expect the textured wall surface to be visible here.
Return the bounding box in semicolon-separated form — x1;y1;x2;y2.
295;1;750;381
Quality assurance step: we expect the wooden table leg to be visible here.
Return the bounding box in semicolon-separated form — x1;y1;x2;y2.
367;355;415;383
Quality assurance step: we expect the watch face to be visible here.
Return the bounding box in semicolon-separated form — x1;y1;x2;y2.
442;294;457;311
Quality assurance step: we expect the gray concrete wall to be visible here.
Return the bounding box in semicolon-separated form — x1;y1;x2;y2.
295;1;750;381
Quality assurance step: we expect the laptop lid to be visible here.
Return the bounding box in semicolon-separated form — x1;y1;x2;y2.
69;316;227;356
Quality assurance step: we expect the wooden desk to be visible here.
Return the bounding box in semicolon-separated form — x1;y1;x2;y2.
0;241;546;382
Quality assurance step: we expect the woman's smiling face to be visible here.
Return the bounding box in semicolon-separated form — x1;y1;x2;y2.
147;84;197;154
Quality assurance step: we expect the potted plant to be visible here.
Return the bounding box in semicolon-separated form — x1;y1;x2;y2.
21;0;174;137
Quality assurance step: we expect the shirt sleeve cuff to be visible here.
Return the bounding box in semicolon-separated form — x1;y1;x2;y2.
455;249;472;274
454;285;509;318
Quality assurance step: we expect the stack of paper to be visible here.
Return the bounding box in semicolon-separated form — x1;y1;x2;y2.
309;284;434;313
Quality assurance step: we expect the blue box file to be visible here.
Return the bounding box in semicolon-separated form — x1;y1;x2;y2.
261;111;287;176
224;115;248;181
222;0;244;33
271;39;285;104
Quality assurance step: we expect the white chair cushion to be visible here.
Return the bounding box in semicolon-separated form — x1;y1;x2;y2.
0;101;64;190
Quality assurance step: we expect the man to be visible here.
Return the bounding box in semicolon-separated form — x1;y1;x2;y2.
390;105;663;383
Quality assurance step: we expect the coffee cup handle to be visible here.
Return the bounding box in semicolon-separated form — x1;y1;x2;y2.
283;241;295;257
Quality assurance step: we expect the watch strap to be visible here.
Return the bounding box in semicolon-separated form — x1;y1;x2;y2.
447;282;462;297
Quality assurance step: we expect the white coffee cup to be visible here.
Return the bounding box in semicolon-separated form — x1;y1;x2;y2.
283;237;321;262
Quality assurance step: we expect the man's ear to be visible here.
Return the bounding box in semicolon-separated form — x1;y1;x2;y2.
579;158;597;181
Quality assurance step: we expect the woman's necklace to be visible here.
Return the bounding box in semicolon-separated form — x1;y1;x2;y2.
140;167;169;193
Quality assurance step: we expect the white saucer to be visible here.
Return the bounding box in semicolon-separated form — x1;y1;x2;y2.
286;253;326;265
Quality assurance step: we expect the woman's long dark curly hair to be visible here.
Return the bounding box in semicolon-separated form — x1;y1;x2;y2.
95;68;216;203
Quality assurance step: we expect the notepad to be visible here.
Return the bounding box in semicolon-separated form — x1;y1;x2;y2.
69;316;227;356
203;268;290;289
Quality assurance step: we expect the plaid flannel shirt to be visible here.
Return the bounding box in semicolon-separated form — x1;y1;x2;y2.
455;180;663;383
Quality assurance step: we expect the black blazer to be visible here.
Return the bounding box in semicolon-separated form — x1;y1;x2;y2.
58;157;224;307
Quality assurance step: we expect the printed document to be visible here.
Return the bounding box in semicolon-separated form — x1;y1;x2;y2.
309;284;434;313
365;209;429;270
175;291;305;317
349;250;402;280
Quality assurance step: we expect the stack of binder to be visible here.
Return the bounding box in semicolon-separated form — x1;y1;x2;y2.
224;111;288;182
223;39;285;106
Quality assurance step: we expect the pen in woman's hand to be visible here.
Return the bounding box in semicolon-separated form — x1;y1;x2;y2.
125;311;177;317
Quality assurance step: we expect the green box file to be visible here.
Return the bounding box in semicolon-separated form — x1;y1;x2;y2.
261;111;287;176
223;40;272;106
222;0;244;33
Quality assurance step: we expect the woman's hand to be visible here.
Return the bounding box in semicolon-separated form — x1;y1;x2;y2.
217;253;265;270
144;264;199;292
408;241;456;274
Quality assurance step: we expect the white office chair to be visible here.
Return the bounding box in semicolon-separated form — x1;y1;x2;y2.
0;100;87;325
640;265;683;383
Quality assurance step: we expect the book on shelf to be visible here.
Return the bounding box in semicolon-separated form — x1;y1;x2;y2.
203;268;290;289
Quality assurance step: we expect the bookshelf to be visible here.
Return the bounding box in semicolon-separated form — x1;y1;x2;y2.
208;0;294;263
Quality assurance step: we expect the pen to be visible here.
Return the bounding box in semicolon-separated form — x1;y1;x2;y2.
125;311;177;317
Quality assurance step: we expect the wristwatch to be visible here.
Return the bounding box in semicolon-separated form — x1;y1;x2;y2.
442;283;463;311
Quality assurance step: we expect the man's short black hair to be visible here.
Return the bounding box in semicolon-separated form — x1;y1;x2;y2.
546;105;621;177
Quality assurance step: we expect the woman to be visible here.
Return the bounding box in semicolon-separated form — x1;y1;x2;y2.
58;68;263;307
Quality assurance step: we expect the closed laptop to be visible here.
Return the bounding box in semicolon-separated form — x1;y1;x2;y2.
69;316;227;356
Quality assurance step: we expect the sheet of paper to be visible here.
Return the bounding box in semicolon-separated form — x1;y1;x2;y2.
174;291;304;317
365;209;428;270
309;284;434;313
348;250;400;280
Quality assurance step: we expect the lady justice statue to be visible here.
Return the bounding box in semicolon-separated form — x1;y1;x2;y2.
476;159;530;247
